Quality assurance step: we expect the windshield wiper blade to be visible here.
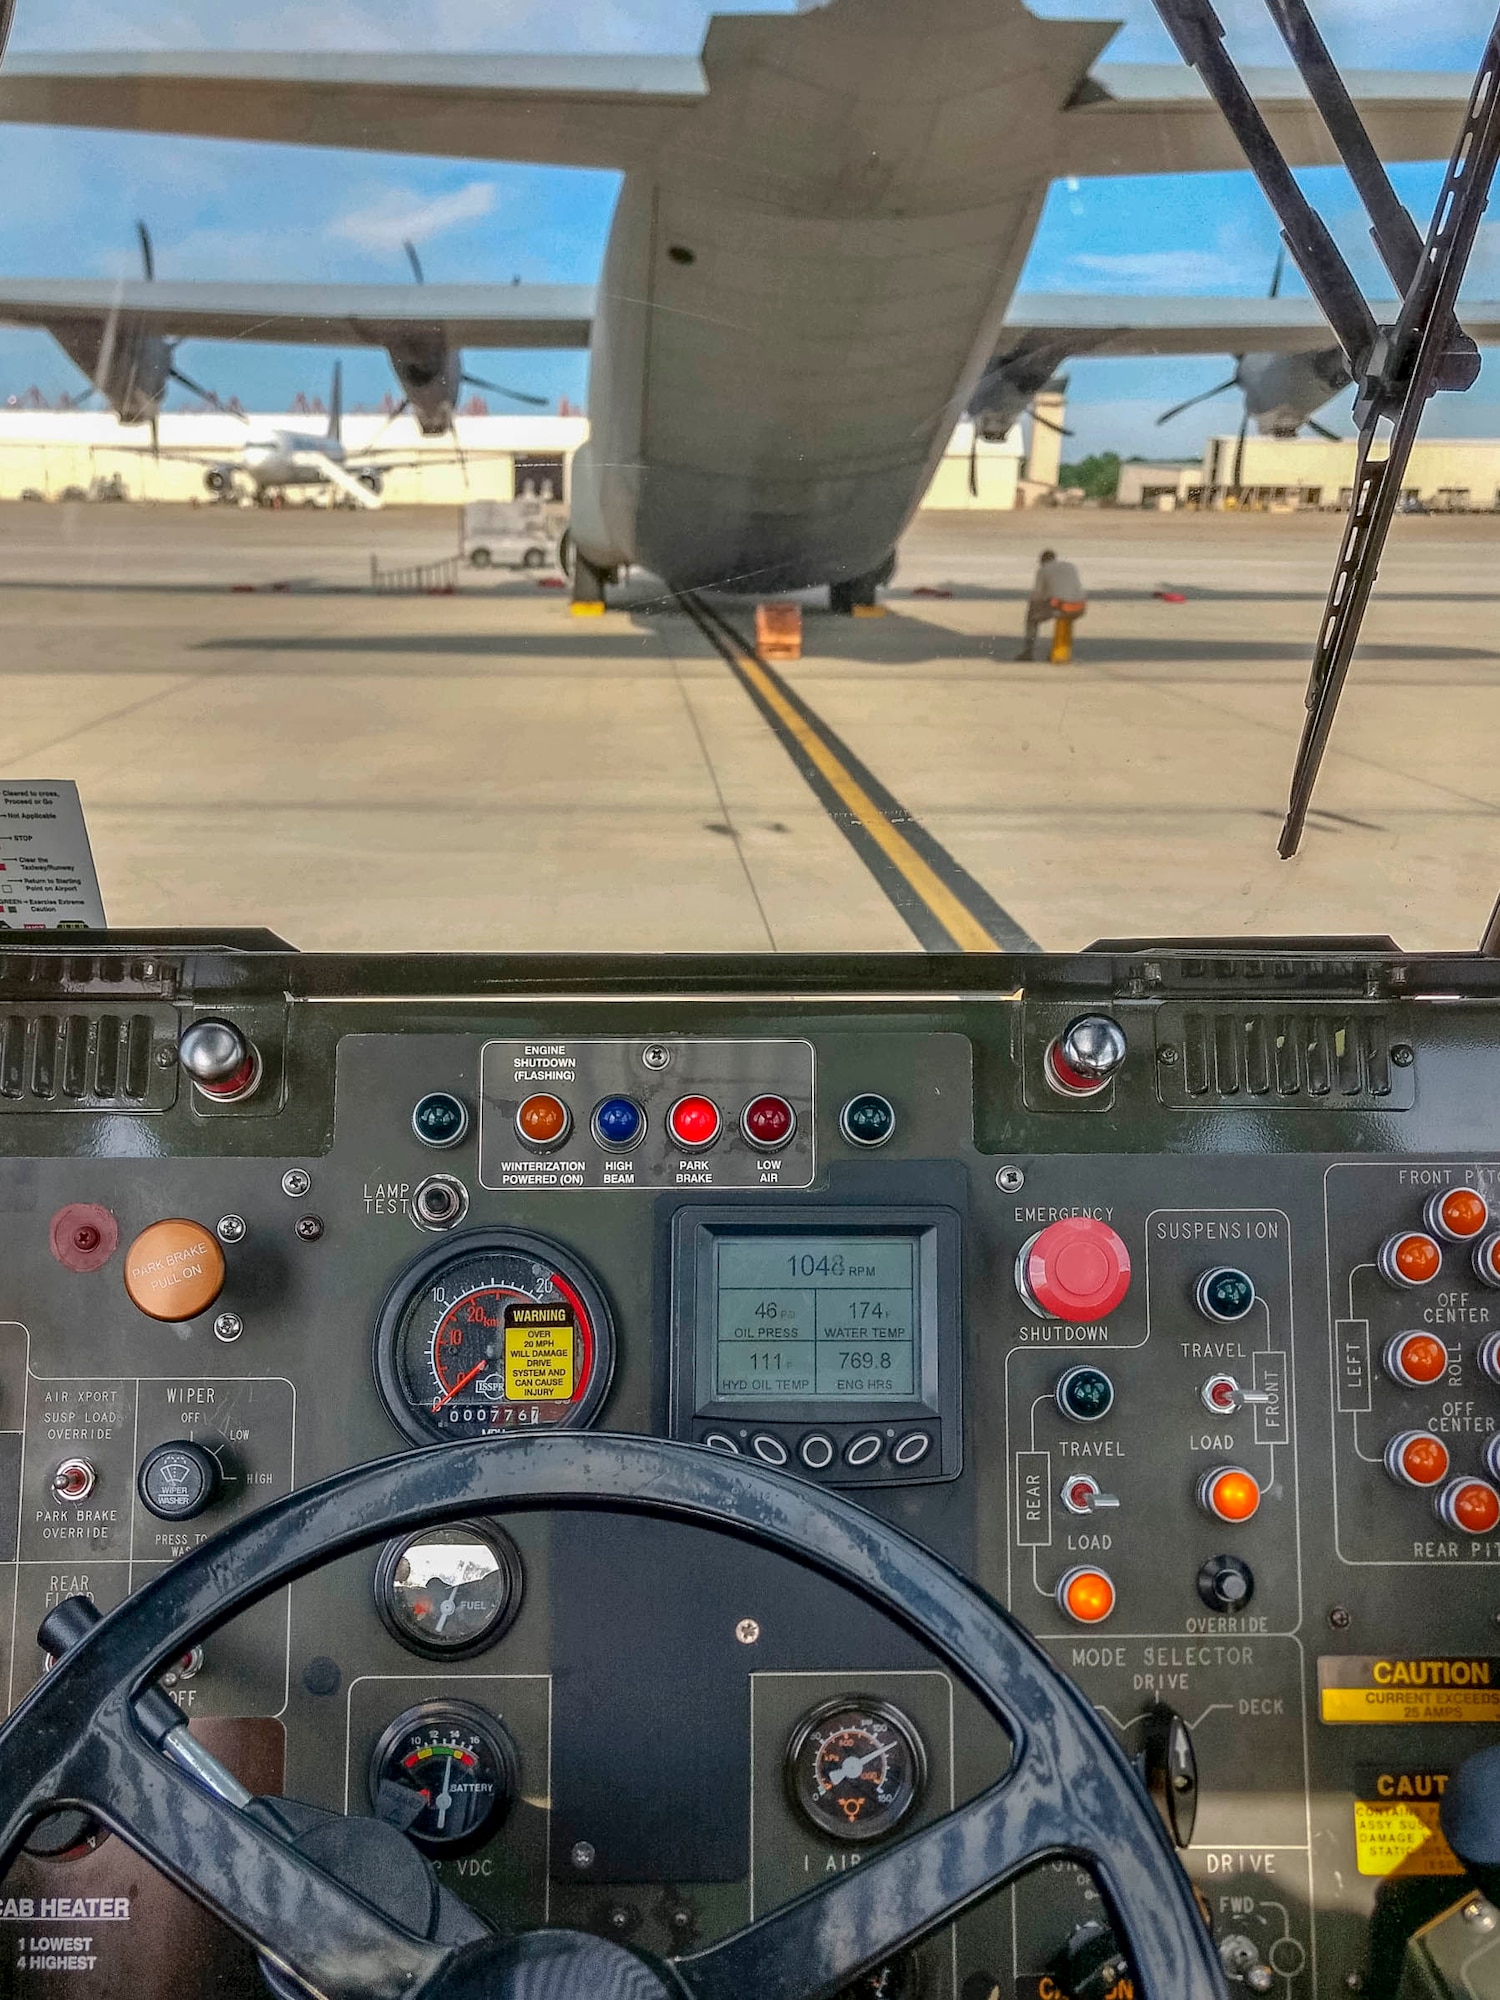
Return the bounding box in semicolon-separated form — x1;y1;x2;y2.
1148;0;1500;855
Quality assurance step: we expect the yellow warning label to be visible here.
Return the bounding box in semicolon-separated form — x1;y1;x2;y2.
1354;1800;1462;1877
1319;1656;1500;1724
503;1303;576;1402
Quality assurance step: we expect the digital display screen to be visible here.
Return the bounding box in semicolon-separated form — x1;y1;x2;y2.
713;1235;918;1401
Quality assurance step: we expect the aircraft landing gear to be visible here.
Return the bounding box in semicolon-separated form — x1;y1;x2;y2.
559;529;614;615
829;552;895;616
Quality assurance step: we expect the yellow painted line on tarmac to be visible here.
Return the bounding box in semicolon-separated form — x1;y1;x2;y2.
720;631;1001;956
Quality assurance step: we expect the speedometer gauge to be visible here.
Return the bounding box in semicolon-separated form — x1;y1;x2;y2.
373;1229;615;1446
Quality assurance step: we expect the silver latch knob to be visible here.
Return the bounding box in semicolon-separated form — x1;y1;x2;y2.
1045;1015;1127;1097
179;1018;261;1102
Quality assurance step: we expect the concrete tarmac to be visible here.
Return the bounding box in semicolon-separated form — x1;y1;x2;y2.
1;499;1496;954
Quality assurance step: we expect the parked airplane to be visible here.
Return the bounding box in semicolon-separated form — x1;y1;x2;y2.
0;2;1485;599
109;360;467;507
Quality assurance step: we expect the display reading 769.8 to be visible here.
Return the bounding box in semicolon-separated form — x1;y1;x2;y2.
713;1235;917;1400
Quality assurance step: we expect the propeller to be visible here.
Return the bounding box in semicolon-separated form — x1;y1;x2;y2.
1156;373;1242;426
461;370;548;409
1304;416;1342;442
401;239;549;409
1231;401;1250;497
137;219;154;283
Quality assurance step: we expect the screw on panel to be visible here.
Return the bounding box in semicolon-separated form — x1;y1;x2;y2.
641;1045;672;1071
1328;1606;1351;1629
1158;1045;1180;1065
1345;1976;1364;1993
571;1842;596;1872
1391;1044;1415;1066
996;1166;1025;1192
216;1215;246;1244
213;1314;243;1343
155;1046;175;1069
295;1215;325;1242
735;1618;761;1645
281;1169;312;1198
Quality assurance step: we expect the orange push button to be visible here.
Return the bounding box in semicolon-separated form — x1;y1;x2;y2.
1437;1477;1500;1536
1198;1466;1261;1524
1384;1331;1450;1388
1378;1231;1443;1289
124;1219;226;1323
1426;1187;1489;1242
1384;1429;1451;1489
515;1093;571;1149
1057;1566;1115;1624
1474;1234;1500;1291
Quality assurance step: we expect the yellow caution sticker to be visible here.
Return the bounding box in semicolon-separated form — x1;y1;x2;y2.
1354;1774;1462;1878
1319;1656;1500;1725
503;1303;577;1402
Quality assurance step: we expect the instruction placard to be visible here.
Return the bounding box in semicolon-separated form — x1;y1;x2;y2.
503;1303;577;1402
1353;1768;1462;1876
0;783;105;929
1320;1656;1500;1725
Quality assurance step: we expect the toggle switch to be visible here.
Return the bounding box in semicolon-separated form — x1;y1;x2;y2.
1059;1473;1120;1516
178;1018;261;1103
1200;1373;1272;1416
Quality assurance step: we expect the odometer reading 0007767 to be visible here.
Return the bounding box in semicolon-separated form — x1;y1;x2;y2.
373;1229;616;1447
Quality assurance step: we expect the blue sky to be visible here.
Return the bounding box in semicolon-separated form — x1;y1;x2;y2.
0;0;1496;458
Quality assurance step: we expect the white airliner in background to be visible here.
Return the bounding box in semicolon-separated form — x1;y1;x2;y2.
0;0;1486;598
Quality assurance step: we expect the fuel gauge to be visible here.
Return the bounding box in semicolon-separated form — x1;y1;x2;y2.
786;1698;926;1843
369;1700;518;1856
374;1522;523;1660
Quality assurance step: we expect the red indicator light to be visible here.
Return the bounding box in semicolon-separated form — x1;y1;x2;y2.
1384;1430;1450;1489
1474;1234;1500;1290
1199;1466;1261;1524
1437;1477;1500;1536
1378;1231;1442;1289
741;1095;796;1148
1016;1217;1131;1323
1057;1566;1115;1624
1384;1331;1450;1388
668;1095;721;1149
1427;1187;1489;1241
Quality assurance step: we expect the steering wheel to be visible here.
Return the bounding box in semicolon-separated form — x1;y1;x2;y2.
0;1435;1225;2000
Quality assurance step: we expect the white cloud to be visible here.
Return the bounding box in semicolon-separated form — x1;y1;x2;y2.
328;180;497;253
1068;248;1247;290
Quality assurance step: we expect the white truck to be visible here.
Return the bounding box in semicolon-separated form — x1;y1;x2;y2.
461;498;558;570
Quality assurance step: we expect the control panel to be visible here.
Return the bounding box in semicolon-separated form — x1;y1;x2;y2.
3;946;1500;2000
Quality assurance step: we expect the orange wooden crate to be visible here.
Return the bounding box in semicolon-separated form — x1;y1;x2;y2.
756;601;802;660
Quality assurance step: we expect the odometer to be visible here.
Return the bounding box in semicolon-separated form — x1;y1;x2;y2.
374;1228;615;1446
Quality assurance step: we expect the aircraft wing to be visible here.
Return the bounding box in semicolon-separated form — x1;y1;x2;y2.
0;52;703;170
0;280;595;350
1058;65;1474;177
999;294;1500;356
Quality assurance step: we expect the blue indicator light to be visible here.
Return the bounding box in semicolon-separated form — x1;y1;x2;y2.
592;1096;645;1149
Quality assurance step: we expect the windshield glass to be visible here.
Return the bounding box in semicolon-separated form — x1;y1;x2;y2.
0;0;1492;953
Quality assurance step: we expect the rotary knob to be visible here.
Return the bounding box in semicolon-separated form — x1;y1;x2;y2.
1045;1016;1127;1098
138;1440;222;1522
179;1018;261;1102
1016;1216;1132;1322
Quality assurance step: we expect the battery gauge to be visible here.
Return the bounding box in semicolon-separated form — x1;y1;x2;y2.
369;1700;518;1856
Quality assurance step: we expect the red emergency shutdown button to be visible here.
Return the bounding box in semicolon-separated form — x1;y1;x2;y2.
1016;1217;1131;1323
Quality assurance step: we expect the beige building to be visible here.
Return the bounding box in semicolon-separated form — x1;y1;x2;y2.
0;408;1038;511
1114;433;1500;511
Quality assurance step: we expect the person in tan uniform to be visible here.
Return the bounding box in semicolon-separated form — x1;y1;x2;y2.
1018;548;1086;661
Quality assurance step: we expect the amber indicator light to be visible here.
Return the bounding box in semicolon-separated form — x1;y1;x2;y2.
1057;1566;1115;1624
515;1094;571;1148
1199;1466;1261;1524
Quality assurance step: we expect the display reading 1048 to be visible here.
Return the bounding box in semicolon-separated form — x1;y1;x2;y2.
713;1235;917;1401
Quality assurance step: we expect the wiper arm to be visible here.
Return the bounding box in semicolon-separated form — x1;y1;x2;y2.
1148;0;1500;855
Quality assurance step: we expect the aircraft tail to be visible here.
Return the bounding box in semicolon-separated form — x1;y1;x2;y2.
328;360;342;445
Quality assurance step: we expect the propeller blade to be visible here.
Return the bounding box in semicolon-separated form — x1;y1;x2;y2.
1270;244;1286;299
149;412;159;461
461;372;549;409
1156;376;1241;425
137;220;154;282
969;424;979;499
361;397;410;456
1029;407;1074;437
404;239;425;286
1304;417;1343;441
1232;403;1250;495
168;364;241;416
60;386;103;410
